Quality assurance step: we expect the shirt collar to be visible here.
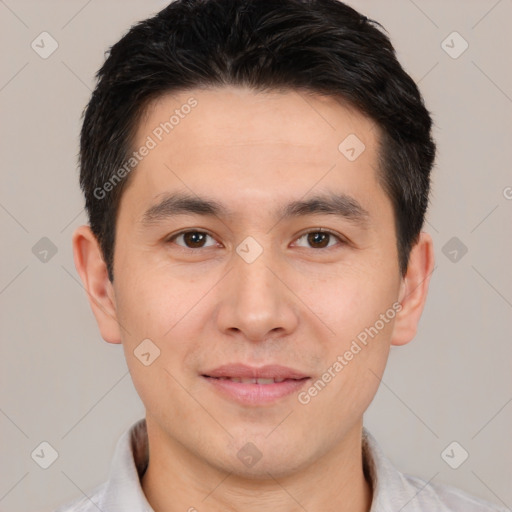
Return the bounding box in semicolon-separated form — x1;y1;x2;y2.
104;418;153;511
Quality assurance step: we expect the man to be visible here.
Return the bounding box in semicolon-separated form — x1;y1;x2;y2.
56;0;504;510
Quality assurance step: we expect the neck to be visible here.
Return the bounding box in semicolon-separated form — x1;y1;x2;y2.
141;417;373;512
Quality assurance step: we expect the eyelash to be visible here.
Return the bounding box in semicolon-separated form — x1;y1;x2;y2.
165;229;346;251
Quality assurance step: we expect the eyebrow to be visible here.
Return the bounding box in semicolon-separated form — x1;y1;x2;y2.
140;191;370;228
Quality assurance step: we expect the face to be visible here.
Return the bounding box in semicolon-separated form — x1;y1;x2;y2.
80;86;418;478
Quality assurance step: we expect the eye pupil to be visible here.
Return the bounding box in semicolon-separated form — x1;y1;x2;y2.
184;232;206;248
308;232;329;248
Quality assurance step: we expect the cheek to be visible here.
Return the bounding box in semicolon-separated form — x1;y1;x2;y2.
114;264;189;341
114;266;205;376
298;266;398;402
297;264;397;339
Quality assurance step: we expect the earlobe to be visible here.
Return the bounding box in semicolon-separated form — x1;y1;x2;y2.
391;231;435;347
72;225;122;344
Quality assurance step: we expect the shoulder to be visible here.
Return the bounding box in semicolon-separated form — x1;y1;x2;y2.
362;428;505;512
53;418;151;512
52;481;107;512
401;473;507;512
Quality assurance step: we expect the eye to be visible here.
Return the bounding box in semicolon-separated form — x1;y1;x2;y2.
166;229;345;251
167;230;218;249
293;229;345;249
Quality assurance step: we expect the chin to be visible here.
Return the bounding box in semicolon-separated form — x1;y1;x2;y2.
219;432;312;480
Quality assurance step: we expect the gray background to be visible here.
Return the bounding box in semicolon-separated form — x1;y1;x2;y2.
0;1;511;511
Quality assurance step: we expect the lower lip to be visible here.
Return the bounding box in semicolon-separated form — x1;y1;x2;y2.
203;376;310;405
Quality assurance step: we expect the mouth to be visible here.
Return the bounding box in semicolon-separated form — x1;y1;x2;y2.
202;363;309;380
201;364;310;405
203;376;307;384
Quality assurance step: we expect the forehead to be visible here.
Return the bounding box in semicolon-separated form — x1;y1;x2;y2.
139;86;376;152
120;86;388;226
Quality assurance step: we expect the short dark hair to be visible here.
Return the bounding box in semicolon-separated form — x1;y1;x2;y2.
79;0;436;282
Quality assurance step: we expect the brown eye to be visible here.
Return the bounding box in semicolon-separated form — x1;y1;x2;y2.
294;230;343;249
307;232;330;248
183;232;207;248
169;231;217;249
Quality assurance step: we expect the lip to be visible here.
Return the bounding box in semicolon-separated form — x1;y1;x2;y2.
202;363;309;380
201;364;310;405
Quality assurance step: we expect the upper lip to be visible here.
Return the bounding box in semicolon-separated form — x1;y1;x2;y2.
202;364;309;380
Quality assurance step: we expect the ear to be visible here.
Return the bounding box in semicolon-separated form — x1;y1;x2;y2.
391;231;435;346
72;225;122;344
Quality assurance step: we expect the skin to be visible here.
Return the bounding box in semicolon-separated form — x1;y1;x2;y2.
73;86;435;512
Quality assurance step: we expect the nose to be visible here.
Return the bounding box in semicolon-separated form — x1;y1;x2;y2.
215;246;299;343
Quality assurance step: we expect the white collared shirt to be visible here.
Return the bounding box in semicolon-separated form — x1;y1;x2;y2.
54;418;505;512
